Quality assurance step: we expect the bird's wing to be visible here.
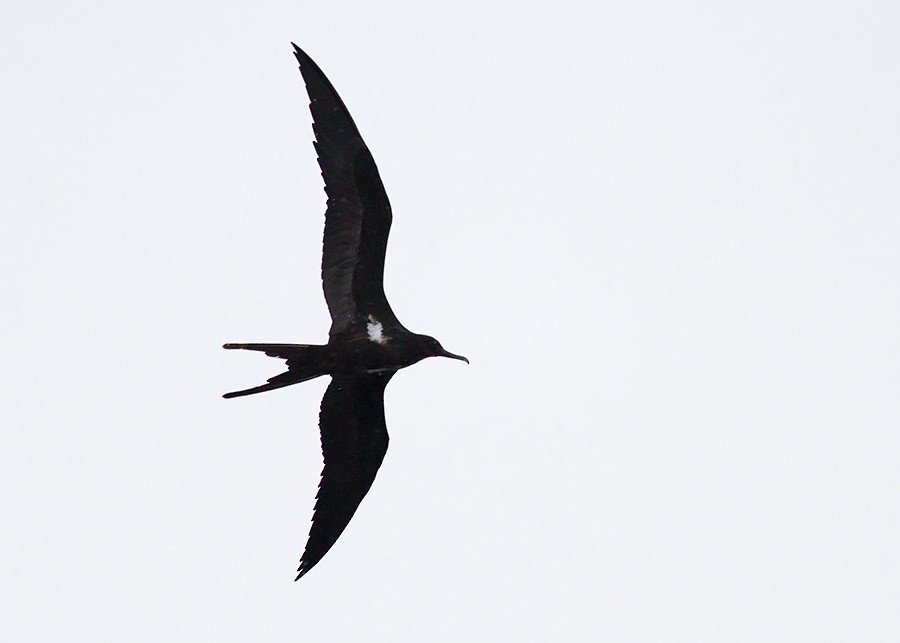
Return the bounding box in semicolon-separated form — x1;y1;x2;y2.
292;44;399;340
296;371;395;580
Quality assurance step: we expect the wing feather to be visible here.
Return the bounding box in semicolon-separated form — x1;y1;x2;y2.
292;45;398;339
295;371;395;580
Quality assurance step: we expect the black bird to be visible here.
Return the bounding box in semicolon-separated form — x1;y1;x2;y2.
223;44;467;581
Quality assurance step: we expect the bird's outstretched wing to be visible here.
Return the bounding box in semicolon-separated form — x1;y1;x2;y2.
292;44;399;340
296;371;395;580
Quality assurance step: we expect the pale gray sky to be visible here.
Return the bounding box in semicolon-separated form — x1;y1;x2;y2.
3;1;899;641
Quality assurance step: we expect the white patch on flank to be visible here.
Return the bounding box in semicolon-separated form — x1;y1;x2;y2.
367;315;386;344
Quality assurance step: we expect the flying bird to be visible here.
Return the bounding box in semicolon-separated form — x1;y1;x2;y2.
223;44;468;581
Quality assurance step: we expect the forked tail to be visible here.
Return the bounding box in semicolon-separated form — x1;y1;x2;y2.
222;343;330;398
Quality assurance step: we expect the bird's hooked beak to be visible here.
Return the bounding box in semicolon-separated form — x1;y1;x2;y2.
438;348;469;364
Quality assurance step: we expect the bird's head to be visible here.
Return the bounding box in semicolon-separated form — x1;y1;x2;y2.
416;334;469;365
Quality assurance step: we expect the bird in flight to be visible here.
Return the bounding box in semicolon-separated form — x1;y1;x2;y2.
223;44;468;581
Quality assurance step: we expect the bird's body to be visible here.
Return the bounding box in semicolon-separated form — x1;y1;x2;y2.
224;45;466;580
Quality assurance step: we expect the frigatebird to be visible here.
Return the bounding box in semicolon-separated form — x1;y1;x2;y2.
223;44;467;580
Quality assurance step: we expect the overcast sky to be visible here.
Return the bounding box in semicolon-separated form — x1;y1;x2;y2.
3;1;899;641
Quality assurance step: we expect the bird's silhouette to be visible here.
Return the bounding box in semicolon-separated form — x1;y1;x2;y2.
224;44;467;581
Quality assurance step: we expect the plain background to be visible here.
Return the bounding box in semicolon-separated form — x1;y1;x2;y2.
3;1;899;641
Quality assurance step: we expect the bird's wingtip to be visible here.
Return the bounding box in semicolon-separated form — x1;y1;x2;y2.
291;43;308;64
